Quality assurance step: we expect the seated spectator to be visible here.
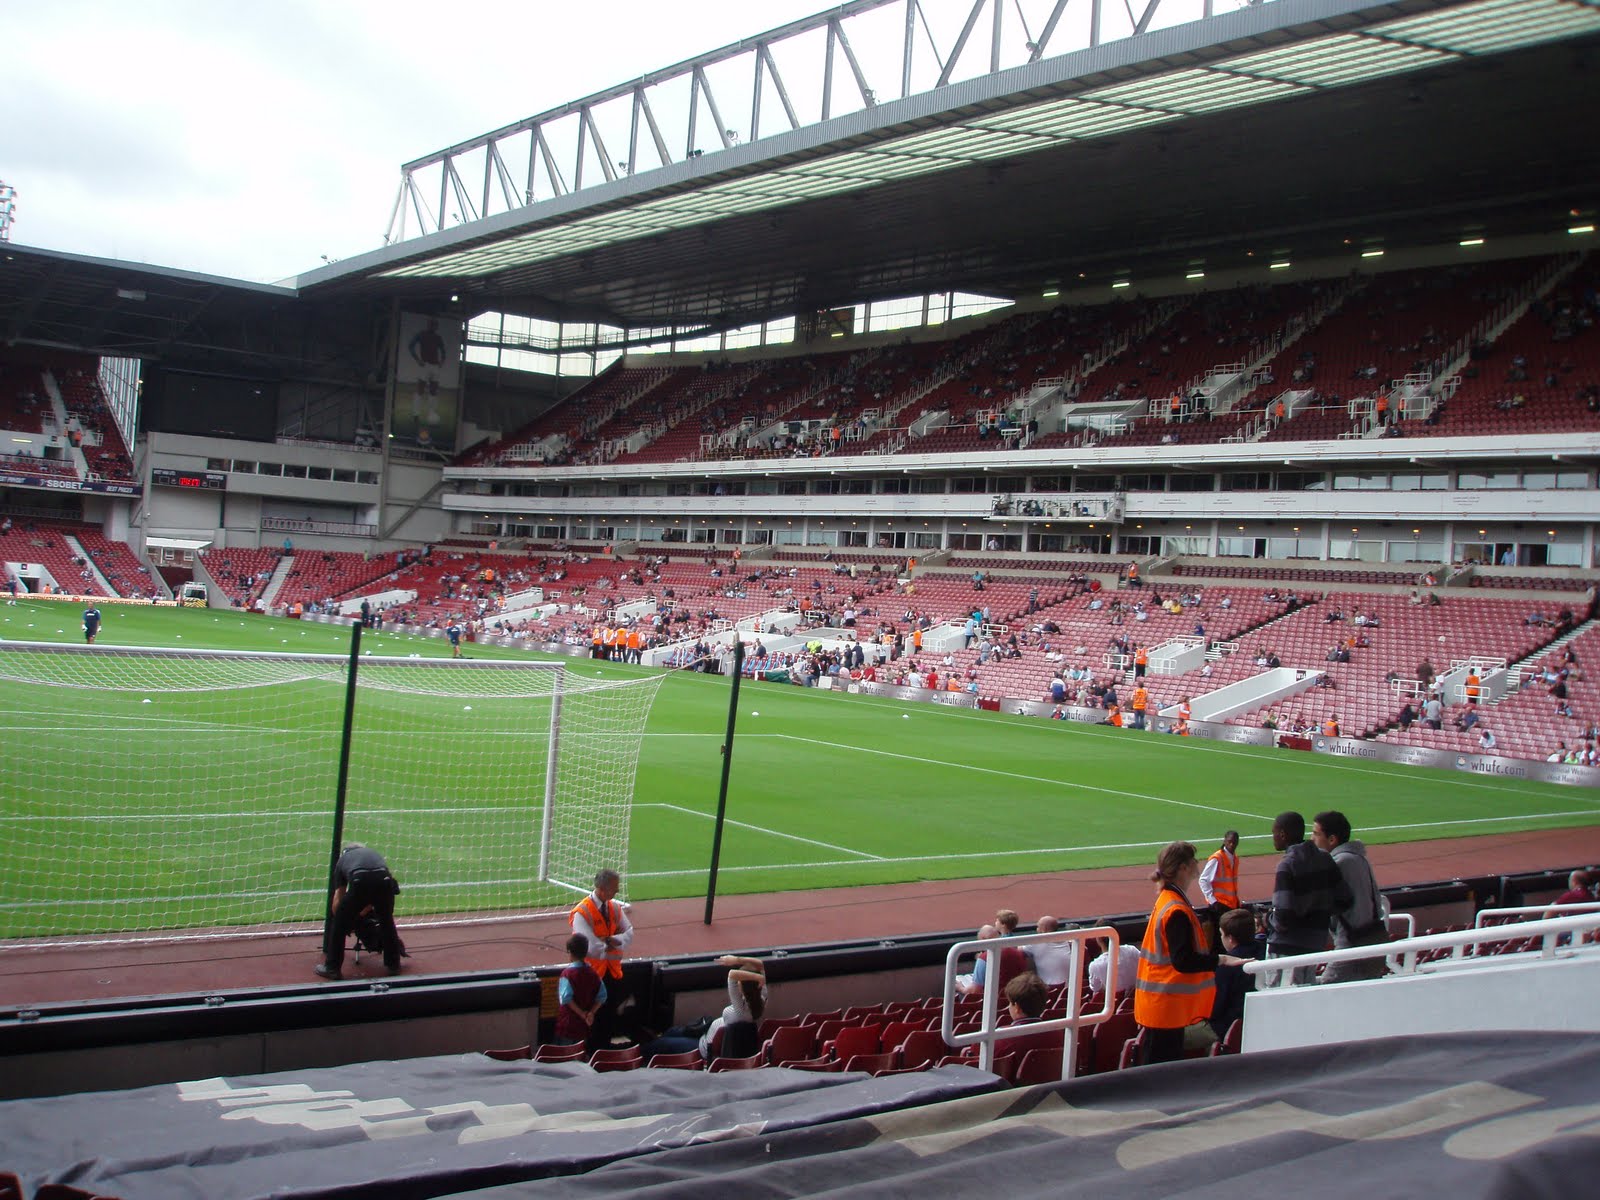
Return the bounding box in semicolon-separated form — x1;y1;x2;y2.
1478;728;1497;751
956;925;1028;997
1455;707;1480;732
1086;923;1141;999
642;955;767;1063
1028;916;1076;986
1397;701;1417;731
1209;907;1263;1039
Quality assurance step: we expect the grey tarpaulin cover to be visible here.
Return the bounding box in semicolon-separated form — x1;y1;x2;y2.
4;1033;1599;1198
0;1058;1001;1199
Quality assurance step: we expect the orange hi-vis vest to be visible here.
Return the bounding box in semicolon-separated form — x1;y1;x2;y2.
1323;717;1340;736
1465;673;1481;700
1206;847;1239;909
570;895;625;979
1135;648;1148;667
1134;887;1214;1030
1177;702;1192;722
1131;687;1149;712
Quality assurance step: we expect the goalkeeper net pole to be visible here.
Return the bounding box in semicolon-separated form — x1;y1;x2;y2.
0;641;665;948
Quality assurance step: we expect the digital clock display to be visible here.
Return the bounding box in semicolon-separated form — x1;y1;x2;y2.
152;468;227;491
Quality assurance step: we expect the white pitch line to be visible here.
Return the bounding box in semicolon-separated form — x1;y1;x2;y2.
772;733;1265;821
653;801;883;860
628;807;1600;880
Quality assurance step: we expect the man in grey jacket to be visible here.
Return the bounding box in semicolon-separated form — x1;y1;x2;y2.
1313;810;1388;983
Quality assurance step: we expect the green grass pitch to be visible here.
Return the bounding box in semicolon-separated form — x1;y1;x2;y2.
1;599;1597;938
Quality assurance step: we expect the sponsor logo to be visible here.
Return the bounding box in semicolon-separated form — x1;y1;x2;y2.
1321;739;1379;759
1465;758;1528;779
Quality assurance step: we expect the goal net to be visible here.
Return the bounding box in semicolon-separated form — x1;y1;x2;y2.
0;643;666;945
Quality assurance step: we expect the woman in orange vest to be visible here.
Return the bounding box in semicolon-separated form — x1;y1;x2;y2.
1134;842;1239;1065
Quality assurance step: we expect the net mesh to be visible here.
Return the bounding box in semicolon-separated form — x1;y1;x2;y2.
0;644;665;945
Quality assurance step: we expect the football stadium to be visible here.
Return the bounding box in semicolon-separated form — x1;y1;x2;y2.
3;1;1600;1195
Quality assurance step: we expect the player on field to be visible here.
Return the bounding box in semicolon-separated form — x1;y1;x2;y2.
82;604;102;644
446;620;464;658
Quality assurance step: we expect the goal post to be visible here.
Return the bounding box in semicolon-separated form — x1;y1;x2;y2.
0;642;665;946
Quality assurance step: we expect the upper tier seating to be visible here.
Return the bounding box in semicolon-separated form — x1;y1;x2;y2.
1408;269;1600;438
52;361;134;483
0;363;50;434
463;365;683;466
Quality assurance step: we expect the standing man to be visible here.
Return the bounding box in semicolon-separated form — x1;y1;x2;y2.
82;603;102;644
446;620;464;658
315;843;404;979
1198;830;1241;925
1312;810;1388;983
1266;811;1352;986
570;868;634;1049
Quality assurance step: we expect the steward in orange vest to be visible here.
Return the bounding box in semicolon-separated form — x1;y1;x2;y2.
1465;672;1481;703
1134;646;1149;678
1200;832;1240;913
1130;686;1149;730
1134;842;1220;1065
570;869;635;1049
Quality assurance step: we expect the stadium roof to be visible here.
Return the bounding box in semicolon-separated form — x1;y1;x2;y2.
0;244;297;359
295;0;1600;332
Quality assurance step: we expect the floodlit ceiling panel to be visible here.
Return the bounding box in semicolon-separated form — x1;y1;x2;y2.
1086;68;1311;115
1374;0;1600;55
1224;33;1456;87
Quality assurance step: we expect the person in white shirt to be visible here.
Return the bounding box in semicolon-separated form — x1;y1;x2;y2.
1028;915;1077;987
1086;923;1141;998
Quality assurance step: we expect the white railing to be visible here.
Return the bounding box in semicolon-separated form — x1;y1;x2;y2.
941;926;1119;1078
1473;901;1600;930
1244;911;1600;990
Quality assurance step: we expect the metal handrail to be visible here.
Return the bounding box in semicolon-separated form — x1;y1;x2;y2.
1473;901;1600;928
1244;911;1600;989
941;926;1120;1078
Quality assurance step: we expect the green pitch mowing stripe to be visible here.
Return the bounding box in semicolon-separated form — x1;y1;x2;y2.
1;601;1597;937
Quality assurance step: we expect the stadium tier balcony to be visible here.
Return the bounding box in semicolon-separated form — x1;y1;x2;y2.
75;528;157;598
0;520;115;597
200;547;286;608
274;551;402;610
1169;562;1425;587
1210;592;1564;738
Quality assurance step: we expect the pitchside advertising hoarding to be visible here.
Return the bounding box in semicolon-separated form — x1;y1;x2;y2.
391;311;463;453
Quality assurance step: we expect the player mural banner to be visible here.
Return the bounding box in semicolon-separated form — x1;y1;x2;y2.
392;311;463;454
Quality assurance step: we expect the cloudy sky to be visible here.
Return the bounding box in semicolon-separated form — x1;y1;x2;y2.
2;0;1225;285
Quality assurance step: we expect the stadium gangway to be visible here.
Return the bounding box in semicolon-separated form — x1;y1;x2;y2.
1244;911;1600;993
940;925;1119;1080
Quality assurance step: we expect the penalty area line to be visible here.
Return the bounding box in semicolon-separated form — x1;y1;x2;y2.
772;733;1264;821
651;801;883;861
